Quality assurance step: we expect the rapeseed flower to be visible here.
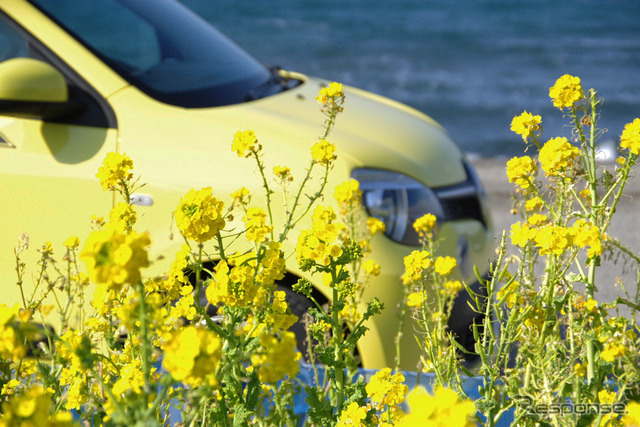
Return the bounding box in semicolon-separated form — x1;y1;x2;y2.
511;111;542;141
163;325;222;387
506;156;537;189
366;367;408;409
434;256;456;276
95;152;134;191
401;250;432;285
311;139;337;165
510;221;536;248
109;202;137;232
367;217;386;236
570;219;603;258
334;179;362;206
413;213;437;237
231;129;259;157
296;206;345;267
398;386;475;426
406;292;425;308
243;207;272;243
538;137;579;177
250;332;301;383
533;225;571;256
80;224;150;289
620;118;640;155
174;187;225;243
337;401;367;427
549;74;584;109
273;165;293;182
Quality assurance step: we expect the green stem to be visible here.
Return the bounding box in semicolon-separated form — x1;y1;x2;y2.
331;285;345;413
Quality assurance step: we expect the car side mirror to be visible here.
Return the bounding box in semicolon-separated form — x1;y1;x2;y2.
0;57;82;119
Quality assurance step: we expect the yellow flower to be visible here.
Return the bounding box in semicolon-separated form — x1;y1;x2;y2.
337;402;368;427
407;292;425;308
549;74;584;109
413;213;437;237
0;305;25;360
362;259;381;277
231;187;251;206
434;256;456;276
63;236;81;249
273;165;293;182
311;139;337;164
443;280;463;296
109;202;137;232
600;340;627;362
538;137;580;176
367;217;386;236
524;197;544;212
316;82;344;105
250;331;301;383
510;221;536;247
570;219;603;258
510;111;542;141
366;367;408;409
243;207;272;243
334;179;362;206
206;260;258;308
533;225;571;256
527;214;547;226
95;152;134;191
231;129;259;157
622;401;640;426
598;389;617;404
0;385;73;426
80;224;150;290
506;156;537;189
296;206;345;267
163;325;222;387
398;386;475;427
620;118;640;155
175;187;226;243
401;250;432;285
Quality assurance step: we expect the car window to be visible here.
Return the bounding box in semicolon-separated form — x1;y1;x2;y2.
0;20;28;62
29;0;273;108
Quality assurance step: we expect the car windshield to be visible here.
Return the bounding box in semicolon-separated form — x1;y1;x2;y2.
29;0;274;107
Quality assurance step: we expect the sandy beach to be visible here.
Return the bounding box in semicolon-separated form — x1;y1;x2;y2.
470;157;640;313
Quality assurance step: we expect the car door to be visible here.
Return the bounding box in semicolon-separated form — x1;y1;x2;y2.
0;16;118;305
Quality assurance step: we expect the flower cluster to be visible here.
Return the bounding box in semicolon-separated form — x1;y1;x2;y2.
296;206;345;267
620;117;640;155
162;325;222;387
505;155;537;190
538;136;580;177
316;81;345;111
243;207;272;243
231;129;260;157
399;386;475;426
95;152;134;192
511;110;542;141
549;74;584;109
401;250;432;285
311;138;338;165
174;187;226;243
80;224;150;290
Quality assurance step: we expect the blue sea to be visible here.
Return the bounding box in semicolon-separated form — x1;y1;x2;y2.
180;0;640;158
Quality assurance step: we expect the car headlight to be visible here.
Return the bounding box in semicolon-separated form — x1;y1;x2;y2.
352;169;444;245
352;163;488;246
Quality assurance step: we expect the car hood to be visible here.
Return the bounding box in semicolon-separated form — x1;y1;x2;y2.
189;74;468;188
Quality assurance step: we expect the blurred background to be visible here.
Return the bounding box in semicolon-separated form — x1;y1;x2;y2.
179;0;640;159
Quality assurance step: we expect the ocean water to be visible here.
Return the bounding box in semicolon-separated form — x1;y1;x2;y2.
181;0;640;158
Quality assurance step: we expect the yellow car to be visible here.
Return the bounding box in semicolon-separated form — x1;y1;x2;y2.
0;0;494;370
